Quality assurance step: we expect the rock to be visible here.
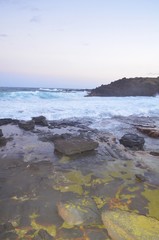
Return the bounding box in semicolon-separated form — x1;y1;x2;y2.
87;77;159;97
137;127;159;138
144;171;159;186
0;222;14;233
0;222;17;240
18;120;35;131
0;129;3;137
102;209;159;240
0;118;13;126
135;174;146;182
119;133;145;150
0;231;18;240
54;137;98;155
149;151;159;156
0;129;8;147
32;116;48;126
57;198;101;226
0;137;7;147
33;229;54;240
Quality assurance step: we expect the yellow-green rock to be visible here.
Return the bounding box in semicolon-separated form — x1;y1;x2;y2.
102;209;159;240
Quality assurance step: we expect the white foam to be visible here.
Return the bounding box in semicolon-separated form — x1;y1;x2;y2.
0;89;159;129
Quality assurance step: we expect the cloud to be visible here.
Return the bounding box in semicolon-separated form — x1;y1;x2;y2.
0;34;8;37
30;15;40;23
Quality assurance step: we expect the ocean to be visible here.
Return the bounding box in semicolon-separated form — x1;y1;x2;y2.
0;87;159;129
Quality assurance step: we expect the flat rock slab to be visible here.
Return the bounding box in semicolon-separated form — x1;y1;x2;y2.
54;137;98;155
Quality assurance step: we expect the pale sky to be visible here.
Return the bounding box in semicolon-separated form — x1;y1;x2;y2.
0;0;159;88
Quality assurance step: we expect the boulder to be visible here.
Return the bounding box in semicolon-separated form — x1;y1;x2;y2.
57;198;101;226
54;137;98;155
18;120;35;131
102;209;159;240
32;116;48;126
119;133;145;150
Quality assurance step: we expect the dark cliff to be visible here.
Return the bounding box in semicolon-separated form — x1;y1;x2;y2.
88;77;159;97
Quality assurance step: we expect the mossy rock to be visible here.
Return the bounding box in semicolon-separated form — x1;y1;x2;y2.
102;209;159;240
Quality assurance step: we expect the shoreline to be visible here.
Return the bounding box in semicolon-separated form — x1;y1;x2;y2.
0;116;159;239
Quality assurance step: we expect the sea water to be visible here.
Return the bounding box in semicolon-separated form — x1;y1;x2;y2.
0;87;159;129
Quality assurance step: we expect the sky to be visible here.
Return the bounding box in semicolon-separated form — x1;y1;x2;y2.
0;0;159;88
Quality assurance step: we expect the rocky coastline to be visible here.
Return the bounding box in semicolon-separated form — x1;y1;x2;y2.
0;116;159;239
87;77;159;97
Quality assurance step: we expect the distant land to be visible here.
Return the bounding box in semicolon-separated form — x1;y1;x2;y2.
87;77;159;97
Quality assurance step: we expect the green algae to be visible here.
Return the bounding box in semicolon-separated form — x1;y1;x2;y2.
11;219;20;228
61;221;74;229
15;227;30;239
59;155;71;164
30;212;57;237
102;209;159;240
53;170;92;195
142;186;159;220
54;184;83;195
91;176;113;186
11;195;37;202
65;170;92;185
100;161;138;184
127;186;140;192
93;196;109;209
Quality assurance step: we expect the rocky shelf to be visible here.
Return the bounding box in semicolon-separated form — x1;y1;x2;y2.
0;116;159;239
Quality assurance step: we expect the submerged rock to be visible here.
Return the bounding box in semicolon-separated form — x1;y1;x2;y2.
33;229;54;240
18;120;35;131
0;222;17;240
0;222;14;233
102;209;159;240
57;198;101;226
54;136;98;155
0;231;18;240
119;133;145;150
32;116;48;126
